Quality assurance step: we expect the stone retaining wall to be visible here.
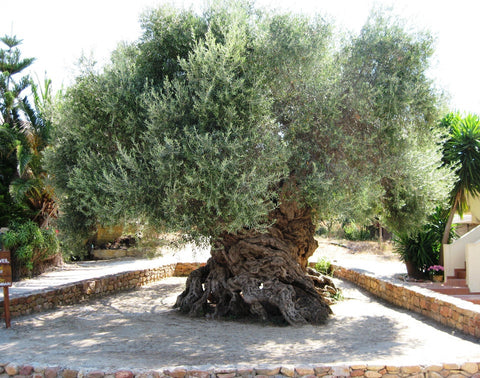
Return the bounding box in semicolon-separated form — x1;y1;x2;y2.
0;264;175;318
0;263;206;318
1;362;480;377
332;265;480;339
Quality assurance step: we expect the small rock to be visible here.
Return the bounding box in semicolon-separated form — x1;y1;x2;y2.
400;366;421;374
462;362;479;374
443;363;460;370
254;367;280;376
364;371;382;378
279;367;294;377
385;366;399;373
86;371;105;378
184;371;210;378
19;365;34;376
5;363;19;376
350;365;366;370
165;368;186;378
114;371;133;378
330;366;350;377
34;366;46;373
313;366;331;376
235;368;253;377
62;369;79;378
350;370;365;377
45;367;61;378
295;366;314;376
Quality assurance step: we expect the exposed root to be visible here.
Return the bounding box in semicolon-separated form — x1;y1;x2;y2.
175;201;336;325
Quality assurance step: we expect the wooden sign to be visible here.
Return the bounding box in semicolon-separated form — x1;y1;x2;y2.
0;251;12;287
0;250;11;328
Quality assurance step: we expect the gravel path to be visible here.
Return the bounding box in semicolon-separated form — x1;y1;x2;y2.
1;276;480;371
1;240;480;371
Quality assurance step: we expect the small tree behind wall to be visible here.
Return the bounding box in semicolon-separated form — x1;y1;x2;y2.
47;3;451;324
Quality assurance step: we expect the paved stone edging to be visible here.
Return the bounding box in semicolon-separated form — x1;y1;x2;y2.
2;362;480;378
332;264;480;339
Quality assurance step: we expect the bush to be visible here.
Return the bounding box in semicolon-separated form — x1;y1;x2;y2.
393;206;453;277
315;256;333;276
343;221;374;241
1;220;59;280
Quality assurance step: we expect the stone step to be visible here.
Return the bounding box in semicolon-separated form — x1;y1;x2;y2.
445;278;467;286
431;286;471;295
454;268;466;279
453;294;480;305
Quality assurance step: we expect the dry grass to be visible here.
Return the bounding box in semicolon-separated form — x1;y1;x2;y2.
315;237;397;260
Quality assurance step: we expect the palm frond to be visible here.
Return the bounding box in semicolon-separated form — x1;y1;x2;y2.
15;142;32;177
443;112;480;208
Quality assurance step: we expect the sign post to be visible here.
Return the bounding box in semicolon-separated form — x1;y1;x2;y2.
0;251;12;328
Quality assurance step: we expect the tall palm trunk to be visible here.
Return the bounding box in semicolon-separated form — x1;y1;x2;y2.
440;191;461;266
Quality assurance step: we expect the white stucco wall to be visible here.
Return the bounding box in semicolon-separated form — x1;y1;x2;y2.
444;225;480;279
466;241;480;292
467;193;480;223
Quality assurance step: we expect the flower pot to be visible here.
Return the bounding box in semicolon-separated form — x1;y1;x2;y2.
431;274;443;282
405;261;423;278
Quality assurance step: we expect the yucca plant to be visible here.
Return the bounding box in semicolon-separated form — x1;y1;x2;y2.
394;206;454;277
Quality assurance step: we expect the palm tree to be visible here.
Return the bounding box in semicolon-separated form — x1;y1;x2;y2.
9;78;58;227
0;35;35;126
0;35;57;227
440;113;480;264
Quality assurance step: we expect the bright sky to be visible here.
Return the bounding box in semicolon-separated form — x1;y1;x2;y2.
1;0;479;114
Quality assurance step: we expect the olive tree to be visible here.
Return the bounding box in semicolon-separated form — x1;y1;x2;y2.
47;3;451;324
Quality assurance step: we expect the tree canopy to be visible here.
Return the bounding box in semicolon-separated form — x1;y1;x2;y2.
46;2;452;324
47;4;450;245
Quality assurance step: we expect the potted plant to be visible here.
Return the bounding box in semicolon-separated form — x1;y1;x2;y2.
393;207;453;279
427;265;444;282
393;230;435;279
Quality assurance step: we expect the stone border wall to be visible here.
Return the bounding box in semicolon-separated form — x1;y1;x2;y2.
0;263;205;318
332;265;480;339
1;362;480;378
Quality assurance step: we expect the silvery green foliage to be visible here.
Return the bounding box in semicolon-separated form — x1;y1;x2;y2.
47;2;452;256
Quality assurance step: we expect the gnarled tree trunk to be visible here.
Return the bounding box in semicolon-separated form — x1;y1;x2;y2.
175;200;336;325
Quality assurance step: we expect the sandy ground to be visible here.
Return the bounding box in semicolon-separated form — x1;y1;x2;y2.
1;239;480;371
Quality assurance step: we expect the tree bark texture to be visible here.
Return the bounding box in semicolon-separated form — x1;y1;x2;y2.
175;200;336;325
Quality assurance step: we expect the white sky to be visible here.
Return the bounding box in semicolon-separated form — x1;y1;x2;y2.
1;0;479;114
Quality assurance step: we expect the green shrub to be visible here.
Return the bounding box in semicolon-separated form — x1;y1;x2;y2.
343;222;373;241
1;220;59;279
315;256;333;276
393;206;453;277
